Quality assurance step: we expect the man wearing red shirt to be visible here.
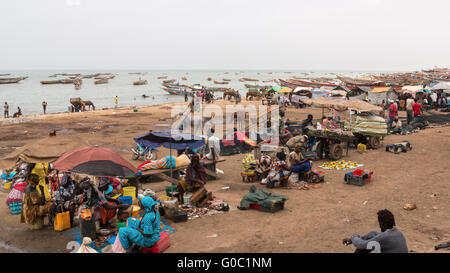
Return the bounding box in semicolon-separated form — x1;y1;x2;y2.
412;98;422;118
387;100;397;130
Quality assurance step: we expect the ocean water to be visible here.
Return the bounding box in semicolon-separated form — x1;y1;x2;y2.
0;70;388;116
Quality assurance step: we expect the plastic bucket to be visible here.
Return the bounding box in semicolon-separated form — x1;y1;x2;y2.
122;186;136;200
118;196;132;206
10;201;23;215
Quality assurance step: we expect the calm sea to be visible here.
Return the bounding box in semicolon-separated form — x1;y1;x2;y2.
0;70;390;116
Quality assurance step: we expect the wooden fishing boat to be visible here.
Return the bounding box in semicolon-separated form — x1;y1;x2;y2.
157;76;168;79
163;79;177;84
95;78;109;84
244;84;271;89
337;76;384;86
0;73;11;76
222;78;231;81
239;78;259;82
262;79;273;83
214;80;229;85
133;80;148;85
162;87;188;95
207;77;212;81
182;77;187;80
0;78;22;84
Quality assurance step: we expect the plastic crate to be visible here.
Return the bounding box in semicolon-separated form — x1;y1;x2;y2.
9;201;22;215
346;174;367;186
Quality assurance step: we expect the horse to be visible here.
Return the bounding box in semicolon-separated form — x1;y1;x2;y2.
223;90;237;101
82;100;95;110
246;90;261;101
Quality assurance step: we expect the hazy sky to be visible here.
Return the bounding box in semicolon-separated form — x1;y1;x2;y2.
1;0;449;71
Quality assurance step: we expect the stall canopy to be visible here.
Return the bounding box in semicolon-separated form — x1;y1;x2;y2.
277;87;293;94
265;86;282;93
134;129;205;151
430;82;450;90
0;136;88;169
302;98;382;113
52;146;137;177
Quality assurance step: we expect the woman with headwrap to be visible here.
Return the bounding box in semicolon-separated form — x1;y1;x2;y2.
20;174;51;230
48;172;79;227
96;178;129;228
177;153;207;204
112;196;161;253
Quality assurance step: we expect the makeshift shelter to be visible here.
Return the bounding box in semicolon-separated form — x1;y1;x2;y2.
430;82;450;91
265;86;282;93
0;136;89;169
368;87;397;105
347;86;371;100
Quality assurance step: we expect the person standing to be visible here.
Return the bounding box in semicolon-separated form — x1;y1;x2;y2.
4;102;9;118
42;101;47;114
412;98;422;118
430;92;438;110
205;128;220;160
387;100;397;130
114;96;118;108
405;96;414;125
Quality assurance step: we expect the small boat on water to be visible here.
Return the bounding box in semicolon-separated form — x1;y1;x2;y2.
0;76;27;84
239;78;259;82
214;80;229;85
0;73;11;76
163;79;177;84
157;76;168;79
207;77;212;81
223;78;231;81
163;87;189;95
262;79;273;83
41;79;74;84
244;84;272;89
182;77;187;80
133;79;148;85
95;78;109;84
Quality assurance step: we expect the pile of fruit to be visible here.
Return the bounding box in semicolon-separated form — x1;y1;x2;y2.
320;160;361;170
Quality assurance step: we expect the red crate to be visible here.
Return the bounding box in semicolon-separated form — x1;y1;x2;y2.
142;232;170;253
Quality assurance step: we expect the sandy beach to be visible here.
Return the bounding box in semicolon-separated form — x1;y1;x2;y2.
0;99;449;253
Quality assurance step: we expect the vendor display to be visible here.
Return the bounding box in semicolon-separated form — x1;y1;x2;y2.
320;160;363;170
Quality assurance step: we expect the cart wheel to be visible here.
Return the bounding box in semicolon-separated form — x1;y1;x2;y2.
368;136;381;149
316;140;325;159
329;144;343;160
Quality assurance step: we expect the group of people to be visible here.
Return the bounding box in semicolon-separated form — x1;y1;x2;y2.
3;102;22;118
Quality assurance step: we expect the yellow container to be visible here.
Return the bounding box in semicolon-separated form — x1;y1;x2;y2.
122;186;136;200
131;205;141;218
3;182;12;190
54;211;71;231
357;143;367;153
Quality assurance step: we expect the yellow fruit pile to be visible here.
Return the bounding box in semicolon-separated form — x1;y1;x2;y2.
321;160;359;170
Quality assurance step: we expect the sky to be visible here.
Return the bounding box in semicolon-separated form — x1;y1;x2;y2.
0;0;449;71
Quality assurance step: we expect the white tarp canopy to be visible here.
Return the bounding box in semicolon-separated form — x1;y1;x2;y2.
431;82;450;90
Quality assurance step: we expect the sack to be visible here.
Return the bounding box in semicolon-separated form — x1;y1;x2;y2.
77;237;98;253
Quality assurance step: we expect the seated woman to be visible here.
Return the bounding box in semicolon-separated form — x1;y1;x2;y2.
112;196;160;253
96;179;129;228
390;118;402;134
262;151;290;188
177;154;207;204
20;174;51;230
288;143;312;175
256;155;272;178
48;172;79;227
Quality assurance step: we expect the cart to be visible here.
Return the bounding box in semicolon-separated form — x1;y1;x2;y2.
306;128;355;160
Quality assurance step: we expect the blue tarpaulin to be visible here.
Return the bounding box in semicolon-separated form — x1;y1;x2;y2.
134;129;205;150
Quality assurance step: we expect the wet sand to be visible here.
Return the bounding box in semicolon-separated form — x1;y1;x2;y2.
0;99;449;253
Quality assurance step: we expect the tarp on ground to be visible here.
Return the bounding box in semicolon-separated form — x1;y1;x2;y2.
0;136;89;169
239;185;288;209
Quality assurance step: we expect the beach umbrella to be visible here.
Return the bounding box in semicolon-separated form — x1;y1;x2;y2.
265;86;282;93
278;87;293;94
52;146;137;177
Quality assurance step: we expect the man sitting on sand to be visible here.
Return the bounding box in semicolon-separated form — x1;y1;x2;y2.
177;154;207;205
390;118;402;134
343;209;408;253
288;143;312;175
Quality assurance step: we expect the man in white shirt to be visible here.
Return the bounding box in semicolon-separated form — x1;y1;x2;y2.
206;128;220;160
430;92;438;110
405;96;414;124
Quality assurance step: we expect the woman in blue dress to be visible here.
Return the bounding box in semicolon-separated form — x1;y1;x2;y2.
115;196;160;251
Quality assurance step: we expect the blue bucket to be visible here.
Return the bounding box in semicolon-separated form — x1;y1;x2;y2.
118;196;132;206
